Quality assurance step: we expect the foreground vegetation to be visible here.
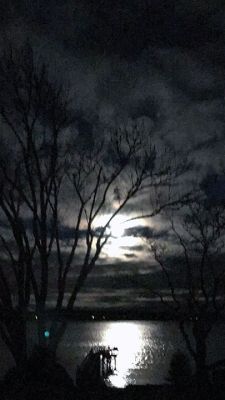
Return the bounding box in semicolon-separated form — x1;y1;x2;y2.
1;346;225;400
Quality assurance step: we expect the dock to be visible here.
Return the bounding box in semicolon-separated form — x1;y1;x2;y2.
76;346;118;387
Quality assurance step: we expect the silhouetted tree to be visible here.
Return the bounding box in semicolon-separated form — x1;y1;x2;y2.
0;41;189;369
168;350;192;389
150;201;225;392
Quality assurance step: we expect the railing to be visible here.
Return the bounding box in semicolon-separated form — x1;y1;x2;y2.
77;346;119;381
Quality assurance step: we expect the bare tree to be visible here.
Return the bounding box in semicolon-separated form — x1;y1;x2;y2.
150;201;225;389
0;42;73;369
0;42;189;370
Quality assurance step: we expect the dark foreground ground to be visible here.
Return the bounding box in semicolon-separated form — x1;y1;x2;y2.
2;380;225;400
1;347;225;400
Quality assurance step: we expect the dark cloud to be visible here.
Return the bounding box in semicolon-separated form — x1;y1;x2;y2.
120;245;145;252
124;253;137;259
4;0;224;58
200;174;225;204
57;224;86;240
2;1;222;165
11;221;108;242
124;226;168;239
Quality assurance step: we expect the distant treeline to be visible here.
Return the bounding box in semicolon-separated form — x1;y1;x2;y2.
27;307;223;322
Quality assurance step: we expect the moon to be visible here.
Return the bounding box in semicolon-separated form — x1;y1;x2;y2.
109;216;125;238
96;214;132;238
95;214;147;260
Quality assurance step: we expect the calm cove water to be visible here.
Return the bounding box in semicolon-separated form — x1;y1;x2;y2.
57;320;225;387
1;320;225;387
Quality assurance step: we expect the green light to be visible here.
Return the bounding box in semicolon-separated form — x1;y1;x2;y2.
44;330;50;338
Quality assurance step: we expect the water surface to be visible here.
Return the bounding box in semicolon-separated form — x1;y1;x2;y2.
57;320;225;387
1;320;225;387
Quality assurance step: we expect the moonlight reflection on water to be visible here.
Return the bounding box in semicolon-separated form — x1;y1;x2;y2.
56;320;182;387
102;321;149;387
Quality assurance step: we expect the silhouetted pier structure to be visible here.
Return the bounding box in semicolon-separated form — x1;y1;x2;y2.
76;346;118;387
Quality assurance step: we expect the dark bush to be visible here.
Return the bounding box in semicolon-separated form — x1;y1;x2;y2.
2;346;75;400
168;351;192;389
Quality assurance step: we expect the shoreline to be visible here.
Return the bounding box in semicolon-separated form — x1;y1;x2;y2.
26;308;224;322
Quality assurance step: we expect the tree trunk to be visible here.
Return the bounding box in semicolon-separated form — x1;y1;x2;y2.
36;308;49;348
9;312;28;373
180;320;211;398
35;310;67;355
48;319;67;355
12;338;27;373
195;337;207;385
193;329;211;399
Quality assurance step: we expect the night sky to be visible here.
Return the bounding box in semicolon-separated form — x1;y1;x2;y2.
1;0;225;310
